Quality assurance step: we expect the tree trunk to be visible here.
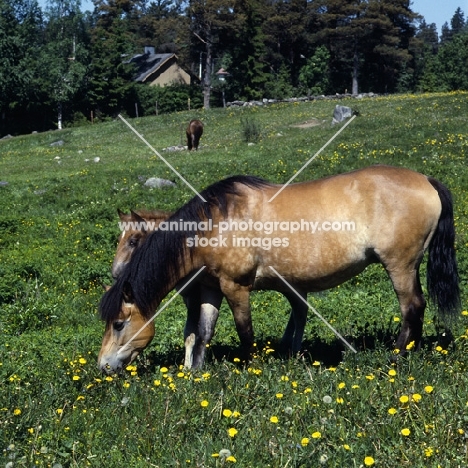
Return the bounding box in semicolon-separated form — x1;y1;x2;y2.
57;102;63;130
203;36;213;109
352;47;359;95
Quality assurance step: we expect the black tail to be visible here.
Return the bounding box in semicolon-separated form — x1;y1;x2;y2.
426;178;461;321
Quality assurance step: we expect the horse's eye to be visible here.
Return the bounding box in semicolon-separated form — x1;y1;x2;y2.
113;320;125;332
128;238;139;248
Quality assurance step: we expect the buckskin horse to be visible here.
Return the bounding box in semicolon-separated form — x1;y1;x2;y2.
186;119;203;150
112;208;310;368
98;165;460;373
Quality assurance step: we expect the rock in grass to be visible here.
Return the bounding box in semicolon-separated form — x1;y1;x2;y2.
332;105;353;125
144;177;176;189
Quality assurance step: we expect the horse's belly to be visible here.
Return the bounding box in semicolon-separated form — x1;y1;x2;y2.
253;243;373;293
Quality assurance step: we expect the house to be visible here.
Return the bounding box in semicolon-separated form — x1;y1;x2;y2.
128;47;191;87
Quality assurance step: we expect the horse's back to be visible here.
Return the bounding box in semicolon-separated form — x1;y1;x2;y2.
209;165;443;291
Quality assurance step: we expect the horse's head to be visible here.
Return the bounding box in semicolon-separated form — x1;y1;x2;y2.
98;283;155;374
112;209;172;279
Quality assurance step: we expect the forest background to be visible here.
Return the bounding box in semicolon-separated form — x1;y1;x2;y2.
1;0;467;136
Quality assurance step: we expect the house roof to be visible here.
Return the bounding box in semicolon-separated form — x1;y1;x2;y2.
128;52;176;83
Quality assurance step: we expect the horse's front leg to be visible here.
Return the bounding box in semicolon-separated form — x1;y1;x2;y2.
191;287;224;369
182;288;201;369
220;278;254;361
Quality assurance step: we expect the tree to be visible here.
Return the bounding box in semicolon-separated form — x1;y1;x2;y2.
188;0;242;108
228;0;270;100
451;7;465;35
0;0;44;134
420;29;468;92
88;0;140;117
298;45;330;95
262;0;310;88
39;0;89;129
410;20;438;92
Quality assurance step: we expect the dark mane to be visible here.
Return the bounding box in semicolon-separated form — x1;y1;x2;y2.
100;175;271;323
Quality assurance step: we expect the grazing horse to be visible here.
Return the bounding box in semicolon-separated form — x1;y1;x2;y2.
111;209;309;368
98;165;460;374
186;119;203;150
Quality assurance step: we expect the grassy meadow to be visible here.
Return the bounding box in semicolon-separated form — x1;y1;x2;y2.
1;92;468;467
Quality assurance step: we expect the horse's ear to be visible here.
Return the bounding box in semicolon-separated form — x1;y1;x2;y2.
117;209;129;221
123;281;134;304
130;210;147;233
130;210;146;223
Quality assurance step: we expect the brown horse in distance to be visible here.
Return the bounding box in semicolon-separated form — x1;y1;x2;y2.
186;119;203;150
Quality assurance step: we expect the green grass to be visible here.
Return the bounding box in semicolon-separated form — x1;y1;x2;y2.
1;92;468;467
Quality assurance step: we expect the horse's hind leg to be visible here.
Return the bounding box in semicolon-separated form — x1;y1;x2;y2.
388;268;426;354
280;291;308;354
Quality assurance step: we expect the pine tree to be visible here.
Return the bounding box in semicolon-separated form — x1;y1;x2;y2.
88;0;139;117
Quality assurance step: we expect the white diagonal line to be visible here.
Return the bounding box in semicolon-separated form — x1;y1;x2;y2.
268;115;356;203
118;114;207;202
268;266;357;353
117;266;207;355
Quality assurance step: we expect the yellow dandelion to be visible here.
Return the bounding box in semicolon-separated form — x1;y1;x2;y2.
270;416;279;423
388;369;397;377
72;375;80;381
406;340;415;350
401;428;411;436
160;367;168;373
336;397;344;404
399;395;409;404
13;408;21;416
226;455;236;463
123;381;130;389
388;407;397;415
311;431;321;439
154;379;161;386
28;428;34;434
338;382;346;389
393;316;400;322
301;437;310;447
56;408;63;415
458;429;464;435
276;393;283;399
78;358;87;365
424;447;434;457
223;409;233;418
343;444;350;450
200;400;209;408
412;393;422;403
312;361;320;366
104;376;113;382
366;374;375;380
228;427;238;438
364;456;375;466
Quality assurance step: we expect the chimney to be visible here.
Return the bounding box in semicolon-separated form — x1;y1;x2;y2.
144;46;155;55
